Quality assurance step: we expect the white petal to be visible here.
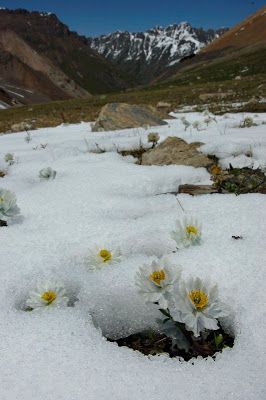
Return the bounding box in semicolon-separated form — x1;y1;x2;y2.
205;302;231;319
158;296;168;309
198;314;219;332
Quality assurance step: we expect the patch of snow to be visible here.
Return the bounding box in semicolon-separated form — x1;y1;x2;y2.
170;112;266;169
39;11;52;17
168;59;180;66
4;88;25;98
5;84;34;94
0;113;265;399
0;101;8;109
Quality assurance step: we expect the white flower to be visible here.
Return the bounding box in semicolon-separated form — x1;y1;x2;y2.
39;167;56;180
135;257;182;309
180;117;190;131
86;246;121;270
4;153;15;165
169;277;230;337
26;282;69;310
147;132;160;144
0;188;20;221
171;217;201;248
192;121;201;131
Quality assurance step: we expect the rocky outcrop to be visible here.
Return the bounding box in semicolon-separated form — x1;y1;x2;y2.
92;103;167;132
141;137;212;167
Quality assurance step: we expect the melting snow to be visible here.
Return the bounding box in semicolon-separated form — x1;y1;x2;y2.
0;112;265;399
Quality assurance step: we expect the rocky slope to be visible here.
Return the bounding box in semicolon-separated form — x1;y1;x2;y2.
0;8;128;106
88;23;227;84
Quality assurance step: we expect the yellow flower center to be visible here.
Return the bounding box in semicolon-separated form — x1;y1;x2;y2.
186;225;198;235
98;249;112;262
189;290;208;310
41;291;57;304
149;270;166;286
211;165;222;176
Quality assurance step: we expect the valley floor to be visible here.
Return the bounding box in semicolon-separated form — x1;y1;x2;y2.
0;112;265;400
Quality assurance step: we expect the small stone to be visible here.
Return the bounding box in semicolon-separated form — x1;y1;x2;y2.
157;101;171;108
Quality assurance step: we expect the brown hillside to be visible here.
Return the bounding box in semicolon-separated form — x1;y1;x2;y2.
0;9;127;94
0;8;128;106
0;30;89;102
201;6;266;56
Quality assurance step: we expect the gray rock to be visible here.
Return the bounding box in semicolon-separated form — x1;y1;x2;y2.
92;103;167;132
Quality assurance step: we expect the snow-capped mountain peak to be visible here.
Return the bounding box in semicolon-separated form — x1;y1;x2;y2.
88;22;227;84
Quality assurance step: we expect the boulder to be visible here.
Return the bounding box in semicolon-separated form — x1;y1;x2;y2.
92;103;167;132
141;137;212;168
11;121;33;132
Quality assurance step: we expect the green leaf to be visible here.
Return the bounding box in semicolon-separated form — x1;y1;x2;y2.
162;320;190;352
214;333;224;349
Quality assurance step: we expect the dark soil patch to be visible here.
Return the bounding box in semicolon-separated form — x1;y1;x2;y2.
107;326;234;361
212;166;266;194
118;146;149;164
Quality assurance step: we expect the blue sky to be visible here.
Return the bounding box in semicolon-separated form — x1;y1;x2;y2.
0;1;264;36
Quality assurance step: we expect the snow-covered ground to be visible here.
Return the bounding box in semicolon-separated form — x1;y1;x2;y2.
0;112;265;400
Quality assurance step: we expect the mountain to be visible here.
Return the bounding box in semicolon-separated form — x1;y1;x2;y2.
0;8;127;106
199;6;266;58
88;23;227;84
157;6;266;84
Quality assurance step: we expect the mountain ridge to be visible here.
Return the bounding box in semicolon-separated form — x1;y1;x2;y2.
0;8;128;106
88;23;228;84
